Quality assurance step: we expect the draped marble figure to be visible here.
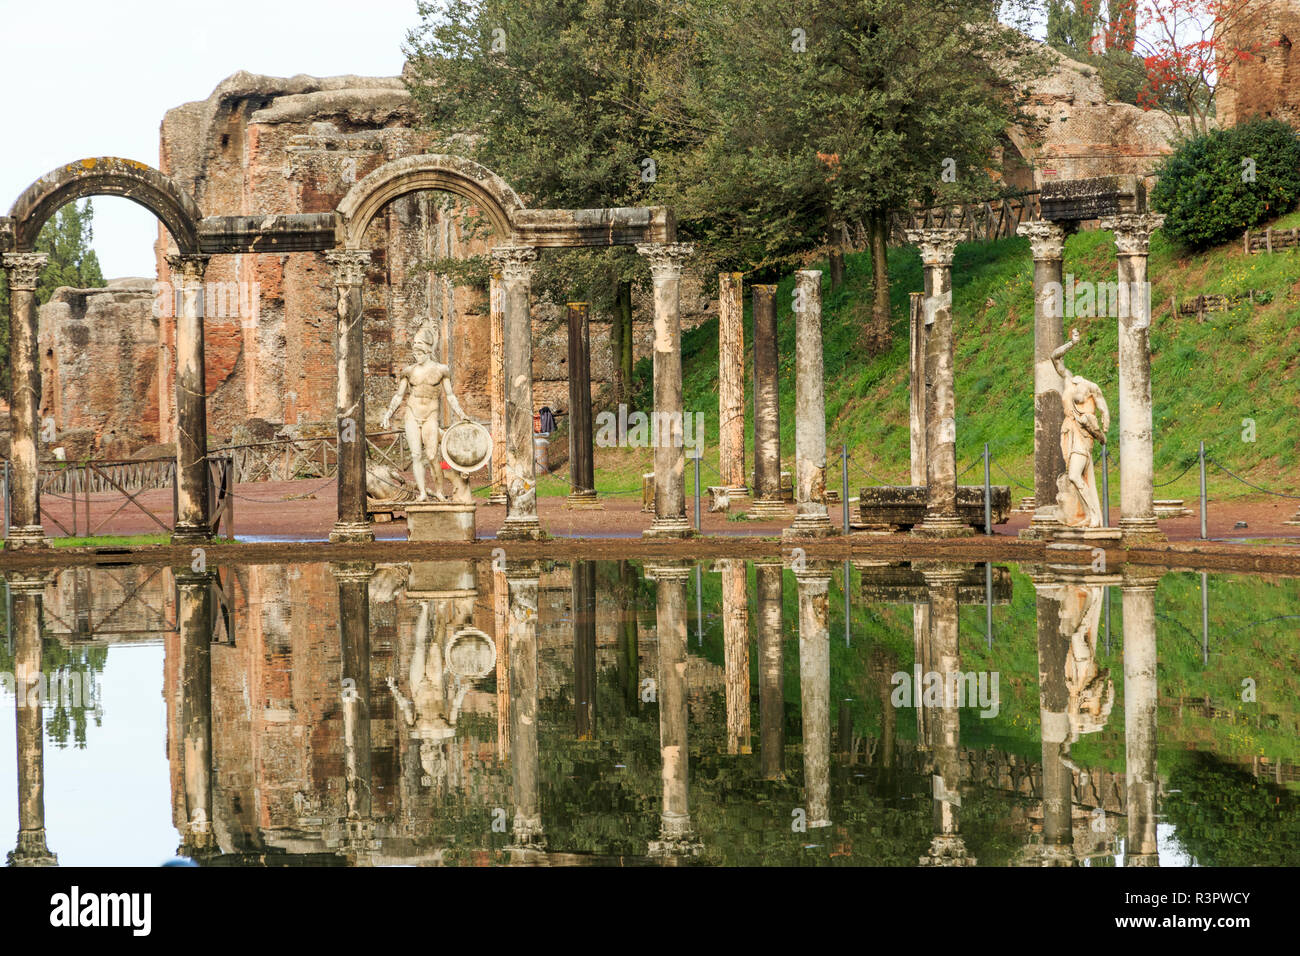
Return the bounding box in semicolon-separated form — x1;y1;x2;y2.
1051;329;1111;528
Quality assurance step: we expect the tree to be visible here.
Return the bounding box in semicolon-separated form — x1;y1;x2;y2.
1133;0;1267;137
0;199;104;394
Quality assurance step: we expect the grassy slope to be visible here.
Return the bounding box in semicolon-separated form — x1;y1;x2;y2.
571;215;1300;504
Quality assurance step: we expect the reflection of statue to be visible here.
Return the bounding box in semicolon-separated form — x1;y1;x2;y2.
1059;584;1113;771
1051;329;1110;528
381;321;469;502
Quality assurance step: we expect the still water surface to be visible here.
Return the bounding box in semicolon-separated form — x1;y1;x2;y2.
2;557;1296;866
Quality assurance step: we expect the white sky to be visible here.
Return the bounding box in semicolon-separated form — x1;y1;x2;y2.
0;0;423;278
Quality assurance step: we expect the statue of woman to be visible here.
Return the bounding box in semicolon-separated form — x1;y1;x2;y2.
1051;329;1110;528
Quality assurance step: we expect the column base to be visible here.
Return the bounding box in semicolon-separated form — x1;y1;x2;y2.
784;512;838;537
1049;525;1122;543
496;514;544;540
1284;509;1300;526
644;515;695;539
7;830;57;867
564;490;604;510
748;497;793;520
1018;512;1062;540
1119;516;1166;546
4;525;47;550
329;521;375;543
911;514;975;538
488;492;507;506
649;814;702;857
1126;853;1160;867
509;816;546;850
171;525;213;547
918;834;977;866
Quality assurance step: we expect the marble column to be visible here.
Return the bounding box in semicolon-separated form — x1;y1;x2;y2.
907;230;972;538
755;560;785;780
493;246;543;540
796;564;833;828
506;561;545;849
1100;214;1166;544
326;251;374;543
717;272;748;498
718;558;751;754
488;270;507;505
2;254;48;549
7;574;56;865
168;254;214;544
1017;221;1068;538
917;563;976;865
1122;570;1161;866
750;284;786;519
788;270;835;537
566;302;597;505
1030;574;1077;865
646;561;700;857
909;291;927;486
334;561;378;857
176;568;215;858
638;243;696;538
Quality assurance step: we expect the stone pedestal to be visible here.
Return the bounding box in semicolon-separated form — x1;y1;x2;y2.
1101;214;1166;545
406;501;476;542
2;254;48;550
639;243;696;539
326;250;374;543
787;270;836;538
564;489;603;510
1017;221;1068;540
907;230;973;538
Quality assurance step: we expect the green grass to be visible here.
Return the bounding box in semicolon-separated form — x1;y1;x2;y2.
50;534;235;548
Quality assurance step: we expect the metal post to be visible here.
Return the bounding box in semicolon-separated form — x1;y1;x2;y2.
695;563;704;647
1101;444;1110;527
70;468;78;538
841;444;850;534
1104;586;1111;655
693;451;701;532
983;442;992;535
985;563;993;649
843;559;851;648
1199;440;1208;540
2;459;8;539
1201;571;1209;666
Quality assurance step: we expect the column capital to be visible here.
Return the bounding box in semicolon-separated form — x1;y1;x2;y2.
1016;220;1066;261
165;253;211;281
905;228;961;267
636;242;694;280
1100;214;1166;256
1;252;49;291
645;560;693;581
325;249;372;286
490;245;538;282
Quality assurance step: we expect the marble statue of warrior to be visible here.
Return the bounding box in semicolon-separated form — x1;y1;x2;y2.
381;321;469;501
1051;328;1111;528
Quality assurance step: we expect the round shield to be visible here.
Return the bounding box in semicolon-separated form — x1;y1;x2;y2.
445;628;497;679
440;419;493;474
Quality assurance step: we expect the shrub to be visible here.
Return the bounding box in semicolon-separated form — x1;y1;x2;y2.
1150;119;1300;250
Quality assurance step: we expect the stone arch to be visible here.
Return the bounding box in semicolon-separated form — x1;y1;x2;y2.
335;153;524;248
7;157;202;253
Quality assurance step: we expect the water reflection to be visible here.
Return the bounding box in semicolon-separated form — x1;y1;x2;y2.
3;555;1297;866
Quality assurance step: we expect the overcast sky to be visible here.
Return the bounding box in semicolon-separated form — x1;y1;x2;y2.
0;0;422;277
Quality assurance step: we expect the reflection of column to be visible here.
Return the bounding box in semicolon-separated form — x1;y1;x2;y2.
176;568;216;858
2;254;48;549
492;246;543;539
750;284;786;519
796;564;832;828
1029;574;1076;865
334;561;377;857
755;560;785;780
1100;214;1166;544
918;564;976;865
1017;222;1068;538
506;561;545;849
488;270;507;505
788;270;834;537
717;272;747;498
638;243;696;538
326;251;374;543
646;562;700;857
493;564;509;759
7;574;56;865
1122;571;1160;866
572;560;597;740
566;303;597;504
718;559;751;754
907;230;972;538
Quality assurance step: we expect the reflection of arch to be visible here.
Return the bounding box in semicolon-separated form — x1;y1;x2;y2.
7;157;202;253
335;153;524;248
